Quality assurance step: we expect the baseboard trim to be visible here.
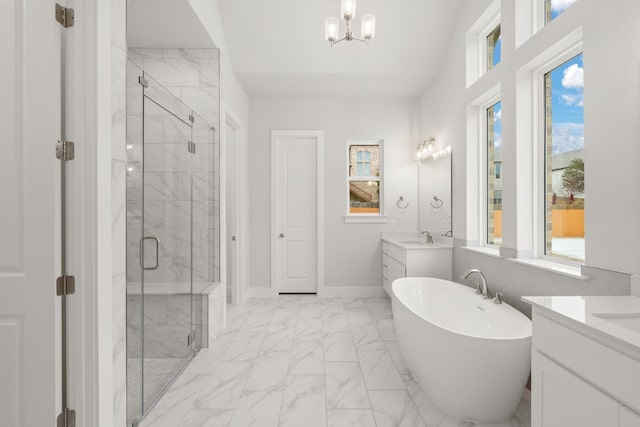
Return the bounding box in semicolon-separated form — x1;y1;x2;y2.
318;286;386;298
247;287;279;298
246;286;386;299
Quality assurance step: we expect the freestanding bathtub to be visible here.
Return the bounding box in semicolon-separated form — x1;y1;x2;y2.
391;277;532;424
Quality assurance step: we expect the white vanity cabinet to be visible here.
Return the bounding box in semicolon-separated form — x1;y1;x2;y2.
381;239;452;295
524;296;640;427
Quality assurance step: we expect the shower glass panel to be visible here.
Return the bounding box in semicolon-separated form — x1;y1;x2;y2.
126;61;203;425
142;74;194;415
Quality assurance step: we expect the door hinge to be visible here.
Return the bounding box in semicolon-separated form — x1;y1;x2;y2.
57;408;76;427
188;141;196;154
56;140;75;161
189;114;195;123
55;4;75;28
139;76;149;88
56;275;76;296
187;330;196;346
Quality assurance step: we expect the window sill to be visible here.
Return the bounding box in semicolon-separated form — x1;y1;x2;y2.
461;245;501;258
343;215;388;224
507;258;590;281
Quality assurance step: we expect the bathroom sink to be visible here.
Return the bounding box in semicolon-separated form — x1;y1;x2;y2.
592;313;640;334
400;240;432;245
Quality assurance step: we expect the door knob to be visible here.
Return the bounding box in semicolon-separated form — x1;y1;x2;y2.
279;233;285;238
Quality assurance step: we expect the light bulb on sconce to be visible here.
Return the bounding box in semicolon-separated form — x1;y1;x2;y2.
416;137;451;161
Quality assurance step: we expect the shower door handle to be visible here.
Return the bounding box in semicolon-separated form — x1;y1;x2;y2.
141;236;160;270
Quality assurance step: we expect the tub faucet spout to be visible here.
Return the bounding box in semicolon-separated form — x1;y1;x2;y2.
461;269;490;299
421;230;434;244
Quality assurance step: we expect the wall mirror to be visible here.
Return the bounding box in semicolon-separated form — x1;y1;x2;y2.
418;154;452;236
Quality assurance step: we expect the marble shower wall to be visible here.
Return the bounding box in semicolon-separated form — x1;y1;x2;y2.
111;0;127;424
126;48;221;287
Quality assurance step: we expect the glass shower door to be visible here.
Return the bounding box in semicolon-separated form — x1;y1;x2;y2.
141;73;195;415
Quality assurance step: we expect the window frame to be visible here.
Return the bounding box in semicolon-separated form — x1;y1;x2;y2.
481;95;503;249
534;46;585;266
344;139;386;223
479;14;501;74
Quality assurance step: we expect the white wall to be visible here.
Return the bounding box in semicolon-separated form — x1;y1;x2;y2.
419;0;639;315
188;0;249;126
249;97;419;292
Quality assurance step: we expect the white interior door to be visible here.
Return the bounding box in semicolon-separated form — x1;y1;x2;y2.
272;131;320;294
0;1;61;426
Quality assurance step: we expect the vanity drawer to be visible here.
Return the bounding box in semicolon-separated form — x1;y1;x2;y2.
386;244;406;264
382;263;388;279
534;312;640;412
382;241;389;255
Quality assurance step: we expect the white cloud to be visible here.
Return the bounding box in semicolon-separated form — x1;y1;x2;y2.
561;63;584;89
552;122;584;154
551;0;578;13
561;94;584;107
494;109;502;123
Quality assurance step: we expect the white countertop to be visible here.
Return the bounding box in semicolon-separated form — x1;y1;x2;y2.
382;235;453;250
523;295;640;351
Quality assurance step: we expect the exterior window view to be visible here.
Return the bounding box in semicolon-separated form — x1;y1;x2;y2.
546;0;579;23
544;53;585;262
487;101;502;246
487;24;501;70
348;144;381;214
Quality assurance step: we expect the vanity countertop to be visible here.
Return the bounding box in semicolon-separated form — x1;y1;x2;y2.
523;295;640;351
382;234;453;251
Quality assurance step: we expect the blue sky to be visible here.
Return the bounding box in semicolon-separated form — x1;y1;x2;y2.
550;0;578;21
492;101;502;151
550;53;584;154
493;35;501;67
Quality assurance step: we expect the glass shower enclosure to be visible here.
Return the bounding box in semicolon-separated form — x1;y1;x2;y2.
126;60;217;425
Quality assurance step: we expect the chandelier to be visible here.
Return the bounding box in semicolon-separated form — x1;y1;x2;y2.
325;0;376;46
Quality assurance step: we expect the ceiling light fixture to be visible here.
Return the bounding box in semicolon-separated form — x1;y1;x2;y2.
325;0;376;46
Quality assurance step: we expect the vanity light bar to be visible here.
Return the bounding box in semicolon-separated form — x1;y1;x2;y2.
417;144;452;161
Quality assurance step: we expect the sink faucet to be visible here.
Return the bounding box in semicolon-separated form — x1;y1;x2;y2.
421;230;434;244
461;269;490;299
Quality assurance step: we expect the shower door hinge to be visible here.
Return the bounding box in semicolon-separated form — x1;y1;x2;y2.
188;141;196;154
139;76;149;88
56;275;76;296
56;140;75;161
57;408;76;427
187;330;196;346
55;4;75;28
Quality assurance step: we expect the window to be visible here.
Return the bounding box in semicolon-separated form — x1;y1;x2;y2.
348;142;381;215
487;24;501;70
545;0;579;23
487;101;502;246
543;53;584;262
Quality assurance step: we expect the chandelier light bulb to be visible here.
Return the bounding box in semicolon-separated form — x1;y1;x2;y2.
325;17;339;42
341;0;356;20
361;14;376;40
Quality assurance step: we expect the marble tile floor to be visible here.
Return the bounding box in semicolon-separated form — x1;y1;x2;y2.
140;295;530;427
128;357;191;423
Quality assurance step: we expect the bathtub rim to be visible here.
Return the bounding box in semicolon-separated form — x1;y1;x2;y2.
391;276;532;341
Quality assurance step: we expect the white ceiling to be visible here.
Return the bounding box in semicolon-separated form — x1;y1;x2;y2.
128;0;215;48
219;0;463;98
